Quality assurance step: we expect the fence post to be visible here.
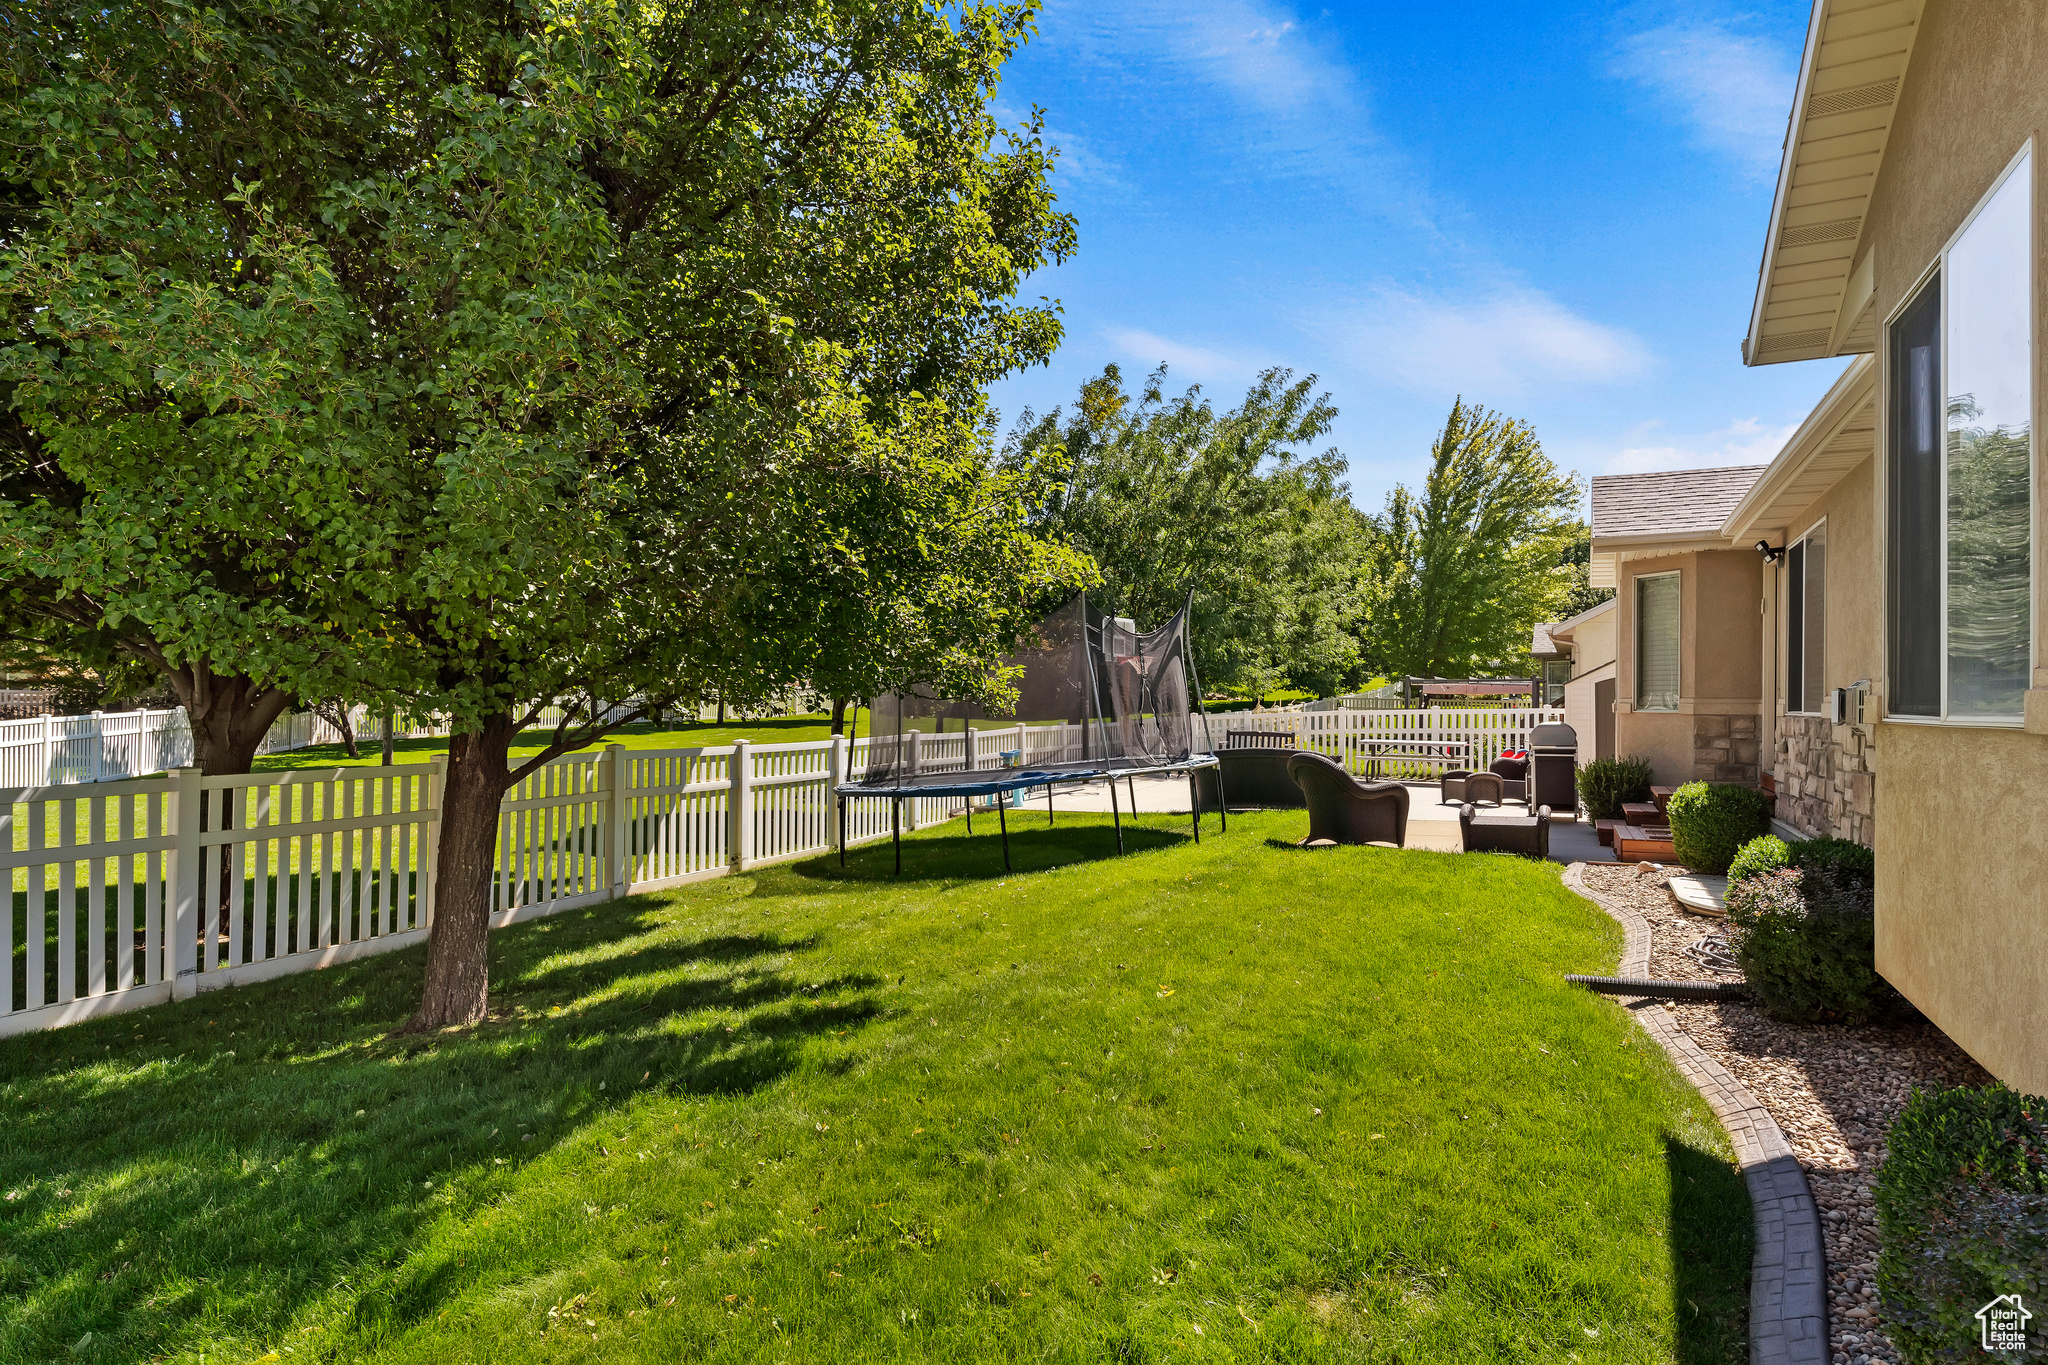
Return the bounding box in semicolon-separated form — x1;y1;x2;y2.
604;743;631;899
827;733;847;850
41;712;53;785
168;767;203;1000
729;739;752;871
422;755;445;928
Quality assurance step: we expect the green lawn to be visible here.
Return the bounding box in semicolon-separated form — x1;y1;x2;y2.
0;812;1749;1363
253;716;869;772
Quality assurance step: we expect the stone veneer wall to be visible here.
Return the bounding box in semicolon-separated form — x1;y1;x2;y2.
1774;714;1874;846
1692;713;1760;785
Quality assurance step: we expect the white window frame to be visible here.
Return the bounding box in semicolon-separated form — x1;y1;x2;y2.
1882;140;2037;727
1634;570;1682;712
1784;517;1827;716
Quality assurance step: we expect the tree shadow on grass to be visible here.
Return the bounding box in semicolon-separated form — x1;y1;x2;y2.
1667;1134;1755;1364
785;814;1195;887
0;891;874;1362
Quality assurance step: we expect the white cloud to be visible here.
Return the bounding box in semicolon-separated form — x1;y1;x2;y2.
1610;18;1797;175
1102;327;1254;385
1601;416;1800;475
1043;0;1429;223
1320;286;1653;398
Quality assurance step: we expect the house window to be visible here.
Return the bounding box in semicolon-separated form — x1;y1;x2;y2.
1785;521;1827;714
1542;659;1570;706
1887;144;2034;721
1635;572;1680;711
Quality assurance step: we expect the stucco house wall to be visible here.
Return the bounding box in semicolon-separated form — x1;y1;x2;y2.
1612;549;1764;787
1766;457;1883;843
1851;0;2048;1093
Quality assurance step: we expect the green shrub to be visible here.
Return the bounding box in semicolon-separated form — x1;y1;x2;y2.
1575;755;1653;820
1877;1085;2048;1362
1727;866;1899;1023
1789;835;1874;887
1664;781;1773;874
1728;834;1790;885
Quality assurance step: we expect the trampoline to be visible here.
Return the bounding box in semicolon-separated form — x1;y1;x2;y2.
838;593;1226;873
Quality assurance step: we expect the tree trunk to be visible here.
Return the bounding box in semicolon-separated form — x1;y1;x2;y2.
381;710;395;766
333;705;360;759
403;711;520;1032
830;698;850;736
716;694;726;725
161;665;295;938
164;663;294;776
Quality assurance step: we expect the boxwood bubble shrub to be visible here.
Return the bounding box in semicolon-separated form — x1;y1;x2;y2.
1728;834;1791;886
1575;755;1654;821
1789;835;1875;887
1664;781;1774;874
1726;866;1898;1024
1877;1085;2048;1363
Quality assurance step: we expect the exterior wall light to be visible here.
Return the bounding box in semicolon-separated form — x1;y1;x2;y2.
1755;540;1784;564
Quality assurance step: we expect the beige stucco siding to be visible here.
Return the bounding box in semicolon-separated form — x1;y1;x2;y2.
1877;722;2048;1093
1612;550;1763;786
1835;0;2048;1087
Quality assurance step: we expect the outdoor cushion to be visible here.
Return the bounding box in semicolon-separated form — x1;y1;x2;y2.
1287;750;1408;847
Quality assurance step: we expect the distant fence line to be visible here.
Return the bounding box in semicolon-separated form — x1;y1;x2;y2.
0;697;755;790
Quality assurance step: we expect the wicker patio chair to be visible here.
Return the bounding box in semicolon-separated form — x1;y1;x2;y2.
1286;751;1409;847
1489;754;1529;802
1439;769;1472;803
1459;803;1553;859
1463;771;1504;806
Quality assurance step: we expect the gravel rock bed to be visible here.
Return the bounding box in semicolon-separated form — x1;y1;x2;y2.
1578;862;1992;1365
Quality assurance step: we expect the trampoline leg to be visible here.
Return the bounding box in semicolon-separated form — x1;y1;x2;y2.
839;791;847;867
1046;784;1054;826
998;798;1011;872
1188;770;1201;843
966;802;974;835
892;799;901;876
1110;777;1125;855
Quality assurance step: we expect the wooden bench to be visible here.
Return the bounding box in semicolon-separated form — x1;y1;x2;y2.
1621;801;1664;828
1614;823;1677;863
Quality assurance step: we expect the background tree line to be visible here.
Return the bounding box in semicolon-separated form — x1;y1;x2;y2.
1010;367;1603;699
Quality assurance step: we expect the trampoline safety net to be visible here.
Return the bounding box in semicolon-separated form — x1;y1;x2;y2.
861;594;1211;786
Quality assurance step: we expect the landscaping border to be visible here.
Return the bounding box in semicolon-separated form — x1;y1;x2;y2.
1560;862;1829;1365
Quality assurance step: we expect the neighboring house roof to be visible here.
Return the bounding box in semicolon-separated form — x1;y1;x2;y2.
1722;354;1877;543
1744;0;1925;366
1592;465;1768;539
1532;621;1560;659
1545;596;1615;645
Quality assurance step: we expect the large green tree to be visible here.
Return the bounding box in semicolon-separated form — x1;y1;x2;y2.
1006;364;1376;700
1;0;1087;1028
1365;398;1580;678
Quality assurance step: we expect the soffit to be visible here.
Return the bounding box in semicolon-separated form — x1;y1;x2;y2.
1722;354;1878;540
1744;0;1924;367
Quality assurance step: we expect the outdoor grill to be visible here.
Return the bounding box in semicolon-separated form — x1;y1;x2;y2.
1527;721;1579;813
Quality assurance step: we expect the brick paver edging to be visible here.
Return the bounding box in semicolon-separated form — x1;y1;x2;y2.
1559;862;1829;1365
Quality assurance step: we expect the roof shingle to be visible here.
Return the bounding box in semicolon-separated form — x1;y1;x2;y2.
1591;464;1766;539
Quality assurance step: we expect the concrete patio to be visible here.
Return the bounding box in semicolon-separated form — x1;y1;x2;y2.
1030;774;1614;865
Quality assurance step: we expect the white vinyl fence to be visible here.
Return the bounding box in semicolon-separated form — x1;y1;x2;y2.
1216;706;1565;776
0;723;1091;1039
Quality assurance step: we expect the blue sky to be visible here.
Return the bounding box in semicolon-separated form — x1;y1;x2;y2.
985;0;1852;514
